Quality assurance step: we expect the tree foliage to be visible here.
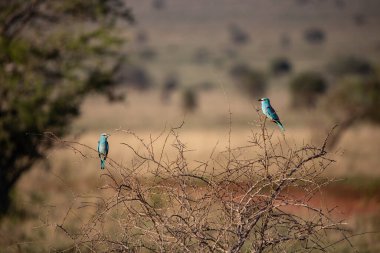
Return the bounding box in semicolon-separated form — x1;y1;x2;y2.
325;72;380;148
289;71;327;108
270;57;292;76
328;56;374;78
230;63;267;98
303;28;326;45
228;24;250;46
323;56;380;148
329;76;380;121
161;74;179;103
0;0;133;215
182;87;198;112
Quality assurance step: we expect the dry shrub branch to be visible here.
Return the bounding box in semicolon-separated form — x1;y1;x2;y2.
50;114;352;252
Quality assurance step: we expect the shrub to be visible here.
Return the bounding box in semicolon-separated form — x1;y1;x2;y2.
303;28;326;44
328;56;374;77
193;47;210;64
182;87;197;112
135;30;149;44
197;81;215;91
230;63;267;98
161;74;179;103
123;65;153;90
353;13;367;26
228;24;250;46
224;47;238;59
54;118;352;252
290;71;327;108
229;63;251;79
139;47;157;61
279;33;291;49
152;0;165;10
270;57;292;76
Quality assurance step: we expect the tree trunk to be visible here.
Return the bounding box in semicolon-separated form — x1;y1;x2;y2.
0;160;33;216
0;179;12;216
327;116;358;150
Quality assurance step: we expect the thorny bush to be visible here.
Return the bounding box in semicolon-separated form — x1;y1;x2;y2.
50;115;352;252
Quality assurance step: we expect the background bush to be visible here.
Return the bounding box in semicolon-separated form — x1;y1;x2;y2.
230;63;267;98
328;56;374;77
304;27;326;44
182;87;198;112
270;57;292;76
289;71;328;108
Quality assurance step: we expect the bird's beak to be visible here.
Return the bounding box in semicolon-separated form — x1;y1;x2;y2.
258;98;263;101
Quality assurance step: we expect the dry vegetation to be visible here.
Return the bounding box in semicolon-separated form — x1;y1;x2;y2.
38;115;357;252
1;97;380;252
2;0;380;251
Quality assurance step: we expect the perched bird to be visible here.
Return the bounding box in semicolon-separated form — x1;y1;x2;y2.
258;98;285;131
97;133;110;169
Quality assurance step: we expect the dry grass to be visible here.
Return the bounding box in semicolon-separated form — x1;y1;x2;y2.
1;97;379;251
28;118;353;251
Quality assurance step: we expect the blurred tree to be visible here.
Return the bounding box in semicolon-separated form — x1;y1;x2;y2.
123;65;152;90
325;72;380;149
152;0;165;10
290;71;327;108
182;88;197;113
135;30;149;44
230;63;267;98
193;47;210;65
328;56;374;77
0;0;133;215
270;57;292;76
279;33;291;49
353;13;367;26
228;24;250;46
197;81;215;91
303;28;326;44
335;0;346;9
230;63;251;79
161;74;179;103
139;47;157;61
224;47;238;59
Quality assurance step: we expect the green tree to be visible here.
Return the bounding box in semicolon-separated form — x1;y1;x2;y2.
0;0;133;215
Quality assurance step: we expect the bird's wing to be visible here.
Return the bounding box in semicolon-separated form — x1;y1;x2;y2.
266;106;280;121
97;141;100;157
105;141;109;157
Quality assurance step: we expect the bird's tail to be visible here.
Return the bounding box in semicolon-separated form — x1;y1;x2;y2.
275;121;285;131
100;159;106;170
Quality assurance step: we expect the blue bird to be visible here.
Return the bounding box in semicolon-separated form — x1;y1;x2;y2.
258;98;285;131
97;133;110;169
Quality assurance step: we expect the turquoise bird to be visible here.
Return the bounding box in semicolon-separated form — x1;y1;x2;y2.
97;133;110;169
258;98;285;131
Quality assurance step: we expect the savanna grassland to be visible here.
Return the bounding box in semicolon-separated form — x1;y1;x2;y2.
1;0;380;252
